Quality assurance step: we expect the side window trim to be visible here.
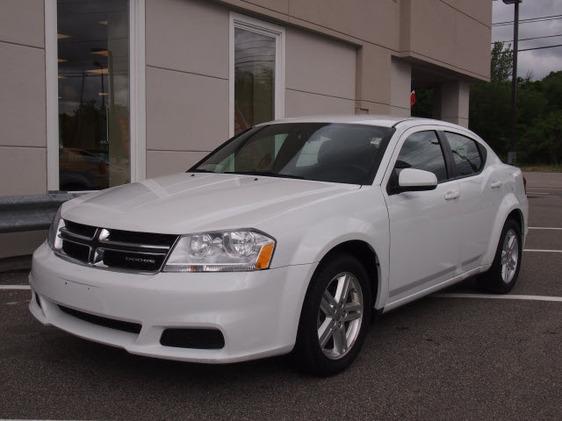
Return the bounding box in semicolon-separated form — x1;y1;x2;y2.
441;131;486;181
436;130;456;179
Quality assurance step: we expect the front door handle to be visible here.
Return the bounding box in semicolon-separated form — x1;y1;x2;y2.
444;190;460;201
490;180;502;189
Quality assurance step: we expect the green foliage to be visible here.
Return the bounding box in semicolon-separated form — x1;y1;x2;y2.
490;42;513;83
469;43;562;165
411;88;433;118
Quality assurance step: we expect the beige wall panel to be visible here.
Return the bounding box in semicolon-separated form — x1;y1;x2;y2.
285;90;354;117
0;0;44;47
146;150;208;178
146;0;229;79
286;28;356;100
0;43;46;148
441;0;491;26
390;58;411;115
0;147;46;195
356;101;392;115
0;231;46;259
440;80;470;127
357;44;391;105
240;0;289;14
408;0;490;79
146;67;229;152
453;10;491;77
288;0;400;50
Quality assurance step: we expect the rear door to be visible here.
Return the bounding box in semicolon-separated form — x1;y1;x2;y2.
383;128;462;302
441;130;498;272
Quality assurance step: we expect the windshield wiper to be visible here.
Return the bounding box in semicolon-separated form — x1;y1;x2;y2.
189;168;215;173
224;171;305;180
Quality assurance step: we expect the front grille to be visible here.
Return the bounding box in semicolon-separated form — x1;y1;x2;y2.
59;305;142;334
56;220;178;273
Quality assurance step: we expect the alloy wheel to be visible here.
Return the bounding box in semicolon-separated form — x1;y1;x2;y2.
317;271;364;360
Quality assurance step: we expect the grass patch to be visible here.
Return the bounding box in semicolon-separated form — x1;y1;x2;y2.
520;165;562;173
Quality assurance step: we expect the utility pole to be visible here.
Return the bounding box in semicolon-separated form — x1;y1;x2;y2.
503;0;521;165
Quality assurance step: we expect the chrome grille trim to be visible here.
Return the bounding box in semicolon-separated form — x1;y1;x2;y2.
55;220;179;274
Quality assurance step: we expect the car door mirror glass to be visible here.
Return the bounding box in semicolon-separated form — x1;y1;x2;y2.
398;168;438;192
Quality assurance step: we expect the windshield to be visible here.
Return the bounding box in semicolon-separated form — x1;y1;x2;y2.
190;123;395;185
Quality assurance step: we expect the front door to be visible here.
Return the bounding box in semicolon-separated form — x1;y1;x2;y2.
383;129;462;302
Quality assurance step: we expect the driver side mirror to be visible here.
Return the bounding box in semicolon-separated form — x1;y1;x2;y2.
397;168;438;192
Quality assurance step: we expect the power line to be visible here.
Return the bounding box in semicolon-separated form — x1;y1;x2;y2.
492;33;562;44
493;13;562;26
519;43;562;52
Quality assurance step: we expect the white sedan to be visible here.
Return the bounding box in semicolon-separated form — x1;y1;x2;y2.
29;116;528;375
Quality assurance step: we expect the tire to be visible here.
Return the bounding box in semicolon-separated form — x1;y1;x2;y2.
478;219;522;294
294;254;372;376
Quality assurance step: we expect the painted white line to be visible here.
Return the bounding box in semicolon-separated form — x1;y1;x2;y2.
0;285;30;291
435;293;562;303
529;227;562;230
524;249;562;253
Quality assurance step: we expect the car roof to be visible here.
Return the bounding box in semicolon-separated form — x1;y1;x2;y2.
258;115;467;130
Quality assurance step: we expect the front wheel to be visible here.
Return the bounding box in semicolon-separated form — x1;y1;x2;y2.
294;254;372;376
478;219;522;294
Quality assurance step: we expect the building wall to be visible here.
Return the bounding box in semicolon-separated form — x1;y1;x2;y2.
0;0;47;196
0;0;48;258
145;0;230;178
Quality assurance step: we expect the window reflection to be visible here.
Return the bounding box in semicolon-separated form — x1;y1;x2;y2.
57;0;130;190
234;28;275;134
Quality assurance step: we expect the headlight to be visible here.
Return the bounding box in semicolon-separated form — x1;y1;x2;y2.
163;229;276;272
47;206;65;250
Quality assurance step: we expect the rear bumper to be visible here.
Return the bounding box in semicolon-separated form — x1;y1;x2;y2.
29;242;315;363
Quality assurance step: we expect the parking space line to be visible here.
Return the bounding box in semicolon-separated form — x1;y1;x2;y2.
528;227;562;230
524;249;562;253
0;285;30;290
435;293;562;303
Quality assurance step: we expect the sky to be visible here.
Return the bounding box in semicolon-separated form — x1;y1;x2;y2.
492;0;562;80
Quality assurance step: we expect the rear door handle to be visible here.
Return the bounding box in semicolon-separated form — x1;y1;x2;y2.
444;190;460;201
491;180;502;189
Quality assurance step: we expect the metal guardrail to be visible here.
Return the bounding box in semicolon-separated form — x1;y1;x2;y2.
0;192;79;234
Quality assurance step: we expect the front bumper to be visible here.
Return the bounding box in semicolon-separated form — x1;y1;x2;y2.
29;243;315;363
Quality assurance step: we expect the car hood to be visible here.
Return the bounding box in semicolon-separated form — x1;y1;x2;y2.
62;172;360;234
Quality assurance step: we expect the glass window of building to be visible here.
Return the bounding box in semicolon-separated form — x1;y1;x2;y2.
232;16;284;135
57;0;130;190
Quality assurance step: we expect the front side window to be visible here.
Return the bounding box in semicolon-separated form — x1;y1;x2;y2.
396;131;448;182
232;16;284;135
193;123;394;185
57;0;130;191
445;132;483;176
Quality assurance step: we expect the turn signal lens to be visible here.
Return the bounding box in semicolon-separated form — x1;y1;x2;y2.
255;242;275;270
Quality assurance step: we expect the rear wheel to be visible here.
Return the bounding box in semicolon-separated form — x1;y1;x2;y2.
478;219;522;294
294;254;372;376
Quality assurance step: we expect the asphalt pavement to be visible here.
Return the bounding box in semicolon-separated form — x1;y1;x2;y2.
0;172;560;420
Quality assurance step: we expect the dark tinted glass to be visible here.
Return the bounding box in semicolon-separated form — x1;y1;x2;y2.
192;123;394;185
396;131;447;182
57;0;130;191
234;28;275;134
446;132;483;176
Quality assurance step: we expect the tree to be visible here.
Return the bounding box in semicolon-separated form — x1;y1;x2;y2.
469;43;514;157
490;42;513;83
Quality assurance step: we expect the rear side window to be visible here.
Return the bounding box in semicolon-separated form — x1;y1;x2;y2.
445;132;483;177
396;131;448;182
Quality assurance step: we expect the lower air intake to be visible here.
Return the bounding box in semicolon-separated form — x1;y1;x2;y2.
160;328;225;349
